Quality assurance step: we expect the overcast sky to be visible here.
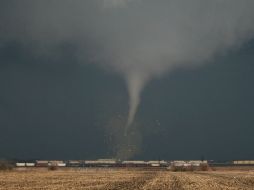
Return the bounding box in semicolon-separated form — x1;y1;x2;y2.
0;0;254;160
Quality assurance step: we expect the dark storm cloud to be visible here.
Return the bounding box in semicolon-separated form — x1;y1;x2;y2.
1;0;254;160
1;0;254;126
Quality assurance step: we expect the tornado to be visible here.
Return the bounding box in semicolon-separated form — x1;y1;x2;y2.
125;72;147;129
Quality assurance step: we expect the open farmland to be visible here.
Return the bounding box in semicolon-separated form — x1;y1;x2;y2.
0;168;254;190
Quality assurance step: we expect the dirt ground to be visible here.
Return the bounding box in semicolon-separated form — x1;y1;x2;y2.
0;168;254;190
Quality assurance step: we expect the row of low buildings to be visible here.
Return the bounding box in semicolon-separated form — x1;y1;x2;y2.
15;159;169;168
170;160;208;167
15;159;254;168
15;159;193;168
233;160;254;165
16;160;66;167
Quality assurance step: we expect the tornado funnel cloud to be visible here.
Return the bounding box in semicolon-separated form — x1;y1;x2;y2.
126;83;140;127
126;72;146;129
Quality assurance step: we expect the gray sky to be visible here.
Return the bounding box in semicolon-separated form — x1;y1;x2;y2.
0;0;254;160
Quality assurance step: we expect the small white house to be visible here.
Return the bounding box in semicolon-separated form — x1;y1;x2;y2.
57;163;66;167
16;163;26;167
25;163;35;167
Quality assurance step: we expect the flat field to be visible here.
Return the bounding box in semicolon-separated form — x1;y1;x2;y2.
0;168;254;190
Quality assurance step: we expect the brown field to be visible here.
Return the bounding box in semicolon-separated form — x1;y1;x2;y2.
1;168;254;190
